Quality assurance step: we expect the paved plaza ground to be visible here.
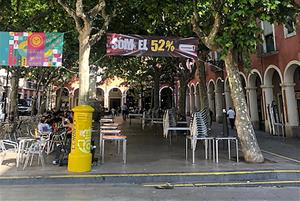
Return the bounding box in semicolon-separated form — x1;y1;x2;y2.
0;116;299;186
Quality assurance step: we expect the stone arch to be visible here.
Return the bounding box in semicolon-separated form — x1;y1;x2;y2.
248;69;263;87
207;80;216;121
224;77;230;91
282;60;300;137
247;71;264;130
224;77;233;110
159;86;173;94
207;79;216;92
239;73;247;98
160;87;173;110
239;72;247;87
263;65;284;134
55;87;70;110
108;87;122;110
264;65;283;86
96;87;104;107
284;60;300;82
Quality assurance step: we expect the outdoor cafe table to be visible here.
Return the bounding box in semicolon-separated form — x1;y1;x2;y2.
128;113;143;124
100;119;114;123
99;129;123;160
102;123;119;127
100;126;118;130
99;129;122;148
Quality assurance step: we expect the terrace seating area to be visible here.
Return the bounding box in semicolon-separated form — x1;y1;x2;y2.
0;110;240;173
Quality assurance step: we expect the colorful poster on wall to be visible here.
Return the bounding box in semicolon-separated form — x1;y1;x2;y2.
0;32;64;67
106;33;199;59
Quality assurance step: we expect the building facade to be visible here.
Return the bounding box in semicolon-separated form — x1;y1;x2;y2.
186;18;300;138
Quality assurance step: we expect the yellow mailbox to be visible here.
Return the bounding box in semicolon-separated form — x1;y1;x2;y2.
68;105;94;172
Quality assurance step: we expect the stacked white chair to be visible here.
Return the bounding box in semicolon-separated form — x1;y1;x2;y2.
163;110;190;144
186;109;215;164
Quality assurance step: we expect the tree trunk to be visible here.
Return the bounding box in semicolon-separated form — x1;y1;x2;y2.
31;98;37;116
55;88;63;112
197;57;209;111
31;87;40;115
224;49;264;163
8;69;19;122
89;71;97;100
39;90;48;114
178;78;187;120
78;29;91;105
152;73;160;117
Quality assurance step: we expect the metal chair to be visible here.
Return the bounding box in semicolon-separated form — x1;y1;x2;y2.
185;110;215;164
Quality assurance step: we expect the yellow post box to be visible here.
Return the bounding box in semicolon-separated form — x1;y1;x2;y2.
68;105;94;172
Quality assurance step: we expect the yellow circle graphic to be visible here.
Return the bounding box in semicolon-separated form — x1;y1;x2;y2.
30;34;43;48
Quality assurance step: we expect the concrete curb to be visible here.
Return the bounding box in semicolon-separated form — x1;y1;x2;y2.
1;169;300;186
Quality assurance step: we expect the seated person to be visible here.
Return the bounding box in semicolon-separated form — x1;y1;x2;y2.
38;117;52;133
61;111;73;138
53;112;73;166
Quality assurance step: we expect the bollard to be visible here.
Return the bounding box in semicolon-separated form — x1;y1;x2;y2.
68;105;94;172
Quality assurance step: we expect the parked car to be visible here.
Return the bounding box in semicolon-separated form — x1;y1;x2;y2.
18;99;31;116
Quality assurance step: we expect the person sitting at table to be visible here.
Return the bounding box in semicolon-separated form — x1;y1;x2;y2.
53;112;73;166
38;117;52;133
62;111;73;137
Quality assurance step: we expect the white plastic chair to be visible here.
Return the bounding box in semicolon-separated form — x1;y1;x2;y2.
16;137;35;168
38;131;52;155
48;130;66;154
0;140;18;165
23;140;45;170
163;110;190;144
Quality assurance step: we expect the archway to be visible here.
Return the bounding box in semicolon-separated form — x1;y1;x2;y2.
240;73;247;102
96;88;104;108
73;88;79;107
215;78;224;123
263;65;284;134
207;80;216;121
160;87;173;110
248;71;264;130
55;87;69;110
109;87;122;111
224;78;233;110
283;61;300;137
